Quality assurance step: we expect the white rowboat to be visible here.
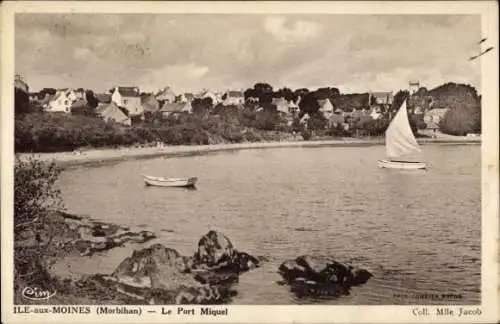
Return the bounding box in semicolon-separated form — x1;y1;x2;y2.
378;100;427;170
143;174;198;188
377;160;427;170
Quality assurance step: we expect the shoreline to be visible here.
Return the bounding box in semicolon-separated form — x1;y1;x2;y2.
17;137;481;168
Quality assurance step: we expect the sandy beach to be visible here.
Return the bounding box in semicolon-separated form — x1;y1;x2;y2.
16;135;481;168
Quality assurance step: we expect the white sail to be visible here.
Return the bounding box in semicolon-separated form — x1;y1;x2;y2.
385;100;422;161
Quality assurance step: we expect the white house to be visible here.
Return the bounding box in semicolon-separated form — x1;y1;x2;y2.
160;101;192;118
424;108;449;125
222;90;245;106
288;100;299;115
318;98;334;119
369;91;394;106
155;86;176;103
370;107;382;120
45;89;78;113
300;113;311;124
272;97;290;115
111;86;143;116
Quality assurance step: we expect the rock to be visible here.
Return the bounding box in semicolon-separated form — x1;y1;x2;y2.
50;211;156;257
194;230;235;266
278;255;372;299
59;231;261;305
192;231;261;273
106;243;238;304
112;244;182;280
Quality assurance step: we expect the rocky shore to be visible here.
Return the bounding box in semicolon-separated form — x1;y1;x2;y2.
17;212;374;304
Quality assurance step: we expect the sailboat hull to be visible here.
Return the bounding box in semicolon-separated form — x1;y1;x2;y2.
377;160;427;170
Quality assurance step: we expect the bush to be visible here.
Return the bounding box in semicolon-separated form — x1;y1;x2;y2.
14;157;63;297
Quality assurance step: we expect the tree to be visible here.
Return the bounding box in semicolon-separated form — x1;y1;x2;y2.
252;82;274;104
307;113;327;131
392;90;410;112
274;87;297;102
316;87;340;100
439;105;477;136
85;90;99;108
298;91;320;116
244;88;257;100
191;98;212;117
15;88;31;115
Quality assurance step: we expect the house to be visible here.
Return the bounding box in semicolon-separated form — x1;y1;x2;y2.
370;107;382;120
222;90;245;106
413;106;424;115
39;93;55;107
409;80;420;94
424;108;449;125
95;93;112;103
246;96;259;103
318;98;334;119
74;88;86;101
141;94;160;113
329;113;345;127
369;91;393;106
160;101;192;118
29;93;39;103
14;74;29;93
272;97;290;115
111;86;143;116
155;87;176;103
45;89;78;113
96;102;131;126
198;89;219;105
288;100;299;115
176;92;195;103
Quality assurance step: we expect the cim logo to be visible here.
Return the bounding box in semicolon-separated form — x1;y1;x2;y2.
22;286;56;301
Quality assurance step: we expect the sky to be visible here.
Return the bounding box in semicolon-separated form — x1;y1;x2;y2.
15;14;482;94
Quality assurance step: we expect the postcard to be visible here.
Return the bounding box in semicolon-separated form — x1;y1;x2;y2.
1;1;498;323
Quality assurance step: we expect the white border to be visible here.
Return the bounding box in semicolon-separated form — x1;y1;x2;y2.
1;1;498;323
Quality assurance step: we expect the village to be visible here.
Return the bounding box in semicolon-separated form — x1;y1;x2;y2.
15;74;460;139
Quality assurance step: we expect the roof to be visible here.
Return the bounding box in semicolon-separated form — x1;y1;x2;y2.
155;87;176;99
371;91;393;99
95;93;112;103
199;89;215;97
116;87;140;97
141;95;160;112
96;102;129;123
70;99;87;109
318;98;333;110
227;90;244;98
40;93;55;105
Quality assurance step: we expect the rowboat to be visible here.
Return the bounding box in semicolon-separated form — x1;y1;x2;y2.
143;174;198;188
378;99;427;170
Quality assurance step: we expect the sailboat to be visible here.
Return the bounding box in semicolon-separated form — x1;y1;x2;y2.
377;100;427;170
